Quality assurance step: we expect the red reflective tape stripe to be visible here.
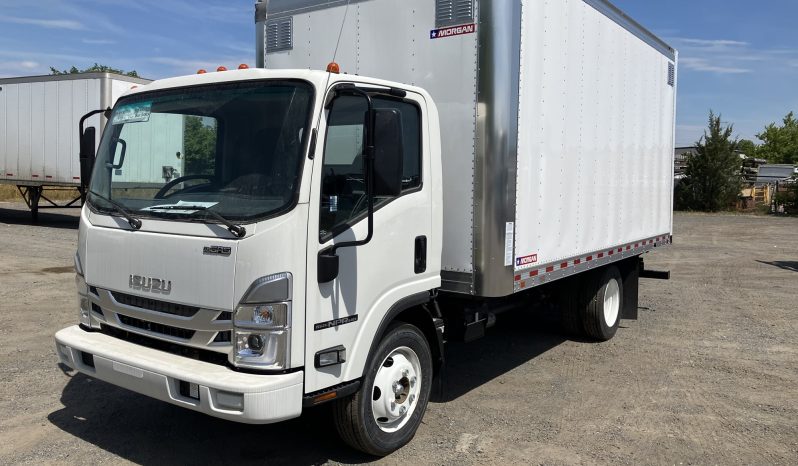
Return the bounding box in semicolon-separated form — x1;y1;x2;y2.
46;176;53;178
73;177;80;180
546;266;555;273
5;173;13;176
32;174;39;177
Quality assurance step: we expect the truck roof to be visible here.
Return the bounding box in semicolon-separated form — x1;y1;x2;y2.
122;68;432;101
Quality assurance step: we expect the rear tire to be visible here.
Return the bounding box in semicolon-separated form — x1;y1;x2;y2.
333;323;433;456
582;265;623;341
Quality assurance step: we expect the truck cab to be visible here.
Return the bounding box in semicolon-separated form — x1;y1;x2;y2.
56;68;443;454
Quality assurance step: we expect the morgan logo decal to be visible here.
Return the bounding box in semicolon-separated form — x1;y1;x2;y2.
314;315;358;331
516;254;538;267
129;275;172;294
430;23;476;40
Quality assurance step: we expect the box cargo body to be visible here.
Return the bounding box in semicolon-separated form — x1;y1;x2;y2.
0;73;152;188
257;0;677;297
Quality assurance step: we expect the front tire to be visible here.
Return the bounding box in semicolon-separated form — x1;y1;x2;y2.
333;323;433;456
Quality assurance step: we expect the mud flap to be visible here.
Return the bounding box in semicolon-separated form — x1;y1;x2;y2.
620;258;639;320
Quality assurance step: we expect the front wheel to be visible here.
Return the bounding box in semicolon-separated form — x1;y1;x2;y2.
333;323;433;456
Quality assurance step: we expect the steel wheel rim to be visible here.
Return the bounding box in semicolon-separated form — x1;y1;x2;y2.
371;346;422;433
603;277;620;327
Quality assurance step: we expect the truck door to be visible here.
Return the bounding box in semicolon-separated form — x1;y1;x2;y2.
305;88;433;393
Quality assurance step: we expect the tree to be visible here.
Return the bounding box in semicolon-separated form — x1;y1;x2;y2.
50;63;139;78
737;139;759;159
675;111;742;212
183;116;217;175
756;112;798;164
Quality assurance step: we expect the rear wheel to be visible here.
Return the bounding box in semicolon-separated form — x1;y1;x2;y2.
333;323;432;456
582;265;623;341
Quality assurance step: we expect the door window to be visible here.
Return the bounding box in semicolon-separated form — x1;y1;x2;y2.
319;93;421;241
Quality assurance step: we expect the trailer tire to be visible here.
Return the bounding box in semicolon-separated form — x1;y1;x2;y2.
333;322;432;456
583;265;623;341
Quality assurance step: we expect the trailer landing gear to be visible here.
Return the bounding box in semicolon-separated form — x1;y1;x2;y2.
17;185;84;222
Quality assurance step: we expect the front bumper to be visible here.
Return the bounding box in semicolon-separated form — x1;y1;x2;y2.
54;325;303;424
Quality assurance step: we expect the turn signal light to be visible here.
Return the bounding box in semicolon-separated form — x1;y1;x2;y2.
326;62;340;74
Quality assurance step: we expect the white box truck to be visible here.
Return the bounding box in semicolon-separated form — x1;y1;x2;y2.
54;0;676;456
0;72;167;220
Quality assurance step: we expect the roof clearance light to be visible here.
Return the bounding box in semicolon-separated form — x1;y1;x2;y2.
197;69;207;74
326;62;340;74
238;63;249;70
217;66;228;72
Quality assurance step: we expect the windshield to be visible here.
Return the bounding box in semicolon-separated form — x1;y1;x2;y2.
89;80;314;222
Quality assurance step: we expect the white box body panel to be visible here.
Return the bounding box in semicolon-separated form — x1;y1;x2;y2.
0;73;151;186
263;0;479;274
258;0;676;296
514;0;675;271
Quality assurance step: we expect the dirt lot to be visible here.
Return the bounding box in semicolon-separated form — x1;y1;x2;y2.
0;202;796;465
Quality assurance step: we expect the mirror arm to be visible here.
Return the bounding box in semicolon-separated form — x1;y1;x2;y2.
329;87;376;256
79;107;110;142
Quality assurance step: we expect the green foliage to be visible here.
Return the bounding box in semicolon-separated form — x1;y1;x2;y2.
183;116;217;175
50;63;139;78
676;110;742;212
737;139;759;158
756;112;798;164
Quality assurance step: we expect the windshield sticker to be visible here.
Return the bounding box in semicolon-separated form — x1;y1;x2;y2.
112;101;153;125
142;201;218;214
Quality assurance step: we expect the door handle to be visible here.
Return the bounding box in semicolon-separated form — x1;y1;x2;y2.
414;236;427;274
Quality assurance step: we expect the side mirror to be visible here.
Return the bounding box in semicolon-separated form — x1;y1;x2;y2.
318;249;340;283
371;108;404;197
79;127;96;187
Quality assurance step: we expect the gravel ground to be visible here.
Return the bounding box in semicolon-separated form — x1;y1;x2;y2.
0;202;796;465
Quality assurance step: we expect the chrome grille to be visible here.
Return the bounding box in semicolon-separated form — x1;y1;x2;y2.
87;287;233;355
111;291;199;317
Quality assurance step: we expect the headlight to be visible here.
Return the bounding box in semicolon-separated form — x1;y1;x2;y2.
234;303;289;329
232;273;293;371
233;302;291;370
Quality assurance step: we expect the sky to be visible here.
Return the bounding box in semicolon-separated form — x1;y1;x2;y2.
1;0;797;147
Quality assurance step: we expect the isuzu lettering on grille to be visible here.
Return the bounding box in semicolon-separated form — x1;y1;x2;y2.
129;274;172;294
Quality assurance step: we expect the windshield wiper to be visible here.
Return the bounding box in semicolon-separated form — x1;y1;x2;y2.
148;205;246;238
88;191;142;230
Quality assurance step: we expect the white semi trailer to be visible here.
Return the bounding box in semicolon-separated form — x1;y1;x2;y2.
0;73;155;220
55;0;676;456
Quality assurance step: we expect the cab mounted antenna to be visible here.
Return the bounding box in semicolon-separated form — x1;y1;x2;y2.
331;0;352;66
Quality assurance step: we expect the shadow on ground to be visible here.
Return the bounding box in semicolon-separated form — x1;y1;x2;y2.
0;205;79;229
48;310;569;464
756;260;798;272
